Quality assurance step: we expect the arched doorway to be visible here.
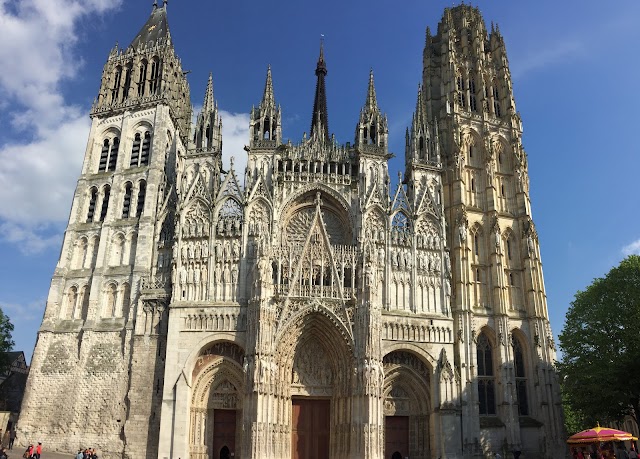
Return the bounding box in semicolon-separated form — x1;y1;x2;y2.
383;350;432;459
189;342;244;459
275;309;354;459
219;445;230;459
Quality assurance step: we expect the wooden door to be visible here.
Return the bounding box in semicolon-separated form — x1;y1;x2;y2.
291;398;330;459
212;409;236;459
385;416;409;459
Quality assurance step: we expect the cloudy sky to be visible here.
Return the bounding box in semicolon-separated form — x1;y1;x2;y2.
1;0;639;361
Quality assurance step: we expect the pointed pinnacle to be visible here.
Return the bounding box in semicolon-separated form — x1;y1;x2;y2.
262;65;275;107
202;72;214;113
365;68;378;111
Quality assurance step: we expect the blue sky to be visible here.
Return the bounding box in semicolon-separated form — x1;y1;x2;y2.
1;0;639;362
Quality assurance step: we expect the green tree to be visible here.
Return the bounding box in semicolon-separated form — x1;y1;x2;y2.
558;255;640;430
0;309;14;373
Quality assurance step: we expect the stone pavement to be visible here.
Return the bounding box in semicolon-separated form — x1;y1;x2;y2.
7;451;74;459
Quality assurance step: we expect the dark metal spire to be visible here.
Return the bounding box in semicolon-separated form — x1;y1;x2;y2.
310;38;330;142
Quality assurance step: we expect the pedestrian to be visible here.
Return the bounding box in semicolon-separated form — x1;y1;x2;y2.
9;429;16;449
35;442;42;459
630;446;639;459
495;453;503;459
25;444;33;459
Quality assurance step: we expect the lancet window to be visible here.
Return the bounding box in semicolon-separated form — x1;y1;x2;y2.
99;185;111;222
130;131;151;167
122;63;132;101
512;335;529;415
149;57;161;95
477;333;496;415
492;82;501;117
87;187;98;222
137;60;148;97
469;77;478;112
98;137;119;172
456;73;466;109
111;66;122;103
122;182;132;218
136;180;146;217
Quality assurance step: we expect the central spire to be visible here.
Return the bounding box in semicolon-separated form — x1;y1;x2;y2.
310;38;330;143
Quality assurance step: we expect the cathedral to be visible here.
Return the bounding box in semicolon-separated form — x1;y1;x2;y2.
18;3;565;459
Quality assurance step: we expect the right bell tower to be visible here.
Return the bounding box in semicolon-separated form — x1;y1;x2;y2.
423;5;564;457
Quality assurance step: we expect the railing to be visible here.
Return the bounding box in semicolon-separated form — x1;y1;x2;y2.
275;284;355;300
280;171;351;185
140;275;171;291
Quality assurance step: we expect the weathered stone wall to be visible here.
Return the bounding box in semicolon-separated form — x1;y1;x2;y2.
123;335;166;459
19;329;132;457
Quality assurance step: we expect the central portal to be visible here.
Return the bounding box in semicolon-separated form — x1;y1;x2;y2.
291;398;330;459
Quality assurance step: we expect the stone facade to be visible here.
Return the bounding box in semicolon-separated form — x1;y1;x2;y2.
18;4;565;459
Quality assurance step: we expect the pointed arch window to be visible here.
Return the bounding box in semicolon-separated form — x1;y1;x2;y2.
138;60;148;97
87;187;98;222
121;283;131;319
99;185;111;222
122;63;132;101
111;66;122;103
477;333;496;415
470;77;478;112
140;131;151;166
98;139;110;172
506;239;512;260
493;83;501;117
122;182;133;218
513;336;529;415
78;285;90;320
456;74;466;109
99;137;119;172
136;180;146;217
107;137;119;171
149;57;161;95
130;133;141;167
65;286;78;319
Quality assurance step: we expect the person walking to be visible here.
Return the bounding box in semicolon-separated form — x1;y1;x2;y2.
9;429;16;450
35;442;42;459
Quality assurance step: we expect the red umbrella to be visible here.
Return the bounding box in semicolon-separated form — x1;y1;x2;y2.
567;425;638;444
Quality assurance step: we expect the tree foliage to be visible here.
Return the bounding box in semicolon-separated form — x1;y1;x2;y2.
558;255;640;430
0;308;14;373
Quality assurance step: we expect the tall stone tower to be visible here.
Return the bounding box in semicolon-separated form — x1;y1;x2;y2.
19;4;564;459
422;6;564;457
19;3;190;456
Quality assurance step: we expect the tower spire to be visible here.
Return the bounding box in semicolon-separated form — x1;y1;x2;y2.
203;72;214;114
262;65;275;109
310;38;330;142
365;68;378;111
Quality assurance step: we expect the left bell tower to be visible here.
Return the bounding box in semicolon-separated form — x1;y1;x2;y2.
18;3;191;457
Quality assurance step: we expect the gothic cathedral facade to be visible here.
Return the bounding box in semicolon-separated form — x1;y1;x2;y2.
19;4;564;459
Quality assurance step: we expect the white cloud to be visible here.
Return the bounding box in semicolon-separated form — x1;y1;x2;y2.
621;239;640;256
0;298;45;323
0;0;122;253
220;110;250;182
510;39;587;80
